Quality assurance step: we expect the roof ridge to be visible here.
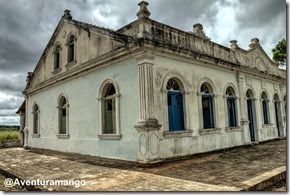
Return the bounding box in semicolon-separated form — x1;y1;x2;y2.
71;19;115;32
71;19;134;43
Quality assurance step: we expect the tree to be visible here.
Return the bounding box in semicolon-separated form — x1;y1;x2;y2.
272;38;286;67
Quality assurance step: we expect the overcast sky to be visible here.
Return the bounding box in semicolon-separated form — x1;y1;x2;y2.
0;0;286;125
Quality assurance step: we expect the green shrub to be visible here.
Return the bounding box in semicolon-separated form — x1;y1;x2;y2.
0;131;19;142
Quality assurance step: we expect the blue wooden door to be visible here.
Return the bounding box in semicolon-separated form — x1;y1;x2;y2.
202;95;214;129
227;97;237;127
262;101;269;124
168;91;184;131
274;101;280;137
247;99;255;141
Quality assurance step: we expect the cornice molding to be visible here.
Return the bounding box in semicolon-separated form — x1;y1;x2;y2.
25;39;286;96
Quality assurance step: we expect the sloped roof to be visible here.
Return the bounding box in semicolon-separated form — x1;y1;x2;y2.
71;19;133;44
16;100;26;114
23;12;133;94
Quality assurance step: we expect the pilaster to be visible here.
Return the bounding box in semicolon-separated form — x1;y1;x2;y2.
23;95;29;149
134;52;162;162
237;73;251;144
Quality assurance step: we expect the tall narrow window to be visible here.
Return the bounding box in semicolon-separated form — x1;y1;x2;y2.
274;94;282;137
261;92;269;124
166;78;184;131
98;79;121;140
226;87;237;127
246;89;256;142
67;35;75;63
54;45;61;70
32;104;39;135
201;83;214;129
103;84;116;134
58;96;68;135
284;95;287;115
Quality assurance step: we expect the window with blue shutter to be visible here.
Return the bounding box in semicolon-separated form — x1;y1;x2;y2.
167;79;185;131
201;83;215;129
261;92;269;125
226;87;237;127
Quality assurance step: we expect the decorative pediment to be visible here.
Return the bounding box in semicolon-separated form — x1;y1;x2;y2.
248;46;277;73
25;10;133;92
255;57;268;72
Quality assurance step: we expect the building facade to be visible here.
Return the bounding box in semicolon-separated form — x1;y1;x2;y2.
21;1;286;162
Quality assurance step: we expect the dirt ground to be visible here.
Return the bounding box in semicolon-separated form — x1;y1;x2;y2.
263;179;287;191
0;174;26;191
0;139;286;191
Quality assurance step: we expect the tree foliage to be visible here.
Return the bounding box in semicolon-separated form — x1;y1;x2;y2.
272;38;286;66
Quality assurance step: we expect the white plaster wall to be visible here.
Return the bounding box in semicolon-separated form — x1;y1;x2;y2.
153;54;284;159
27;58;140;161
250;78;282;141
26;51;285;161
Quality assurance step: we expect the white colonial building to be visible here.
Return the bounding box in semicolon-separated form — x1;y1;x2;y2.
19;1;286;162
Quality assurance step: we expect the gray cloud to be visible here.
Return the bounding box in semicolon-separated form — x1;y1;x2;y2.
147;0;219;31
236;0;286;28
232;0;286;54
0;116;19;126
0;97;23;110
0;74;26;97
0;110;18;117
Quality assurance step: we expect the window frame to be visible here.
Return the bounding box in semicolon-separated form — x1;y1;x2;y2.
160;72;192;139
261;92;270;125
53;44;61;71
32;103;40;138
56;94;70;139
66;34;76;65
284;95;287;117
225;87;238;128
227;96;237;127
97;78;121;140
166;78;185;132
200;83;215;129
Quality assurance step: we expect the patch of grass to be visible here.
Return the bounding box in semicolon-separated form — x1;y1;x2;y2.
0;131;19;142
0;126;19;132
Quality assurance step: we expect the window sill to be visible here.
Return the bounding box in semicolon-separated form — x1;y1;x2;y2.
32;134;40;138
97;134;122;140
262;123;273;128
65;60;77;68
52;68;61;75
225;126;242;132
163;130;193;139
199;128;221;135
56;134;70;139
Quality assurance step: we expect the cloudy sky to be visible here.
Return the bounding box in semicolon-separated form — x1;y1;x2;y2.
0;0;286;125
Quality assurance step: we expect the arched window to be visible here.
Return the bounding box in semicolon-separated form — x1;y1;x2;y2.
98;79;121;139
167;78;184;131
54;44;61;70
102;84;117;134
201;83;214;129
226;87;237;127
67;35;75;63
261;92;269;124
58;96;68;135
32;104;39;135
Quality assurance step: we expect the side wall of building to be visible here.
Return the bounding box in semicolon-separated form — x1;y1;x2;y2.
26;58;140;161
153;54;285;159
